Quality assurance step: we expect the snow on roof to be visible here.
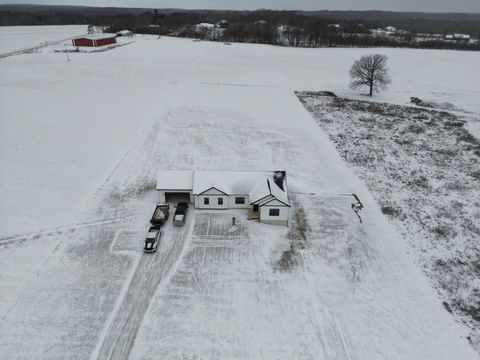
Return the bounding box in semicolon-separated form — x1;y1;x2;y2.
116;30;131;35
196;23;215;28
193;170;290;206
250;177;289;206
79;34;116;40
269;177;289;205
157;170;289;206
249;178;271;203
193;170;271;195
156;170;194;190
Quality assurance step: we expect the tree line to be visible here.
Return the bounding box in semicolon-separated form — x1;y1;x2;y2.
1;7;479;51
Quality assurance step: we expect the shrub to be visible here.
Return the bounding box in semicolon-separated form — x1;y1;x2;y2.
381;204;403;218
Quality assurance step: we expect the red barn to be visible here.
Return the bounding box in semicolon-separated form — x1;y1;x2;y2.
72;35;117;47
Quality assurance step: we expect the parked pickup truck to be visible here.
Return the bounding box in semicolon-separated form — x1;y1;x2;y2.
150;203;170;226
173;202;189;226
144;226;161;253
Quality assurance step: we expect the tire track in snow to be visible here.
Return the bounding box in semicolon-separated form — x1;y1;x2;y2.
87;80;184;360
92;214;195;360
0;35;83;59
293;194;357;360
0;217;134;247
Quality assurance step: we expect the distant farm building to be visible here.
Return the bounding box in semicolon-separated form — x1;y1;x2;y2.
116;30;133;37
72;35;117;47
194;23;215;33
216;20;230;28
156;170;290;226
327;24;341;31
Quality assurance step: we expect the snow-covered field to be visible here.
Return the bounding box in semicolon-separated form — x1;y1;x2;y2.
0;27;479;359
0;25;87;54
298;92;480;350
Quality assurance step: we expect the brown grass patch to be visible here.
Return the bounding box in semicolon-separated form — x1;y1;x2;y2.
278;206;310;272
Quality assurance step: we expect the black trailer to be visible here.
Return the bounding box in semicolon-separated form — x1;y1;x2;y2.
150;203;170;226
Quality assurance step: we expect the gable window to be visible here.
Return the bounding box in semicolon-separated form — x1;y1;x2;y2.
269;208;280;216
218;197;223;205
235;197;245;204
204;197;210;205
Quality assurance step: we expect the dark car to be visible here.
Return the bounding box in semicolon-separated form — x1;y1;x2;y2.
143;226;161;253
173;202;189;226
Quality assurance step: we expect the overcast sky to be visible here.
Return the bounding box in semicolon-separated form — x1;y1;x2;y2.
2;0;480;13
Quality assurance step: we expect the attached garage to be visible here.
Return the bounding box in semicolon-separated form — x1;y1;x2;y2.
155;170;194;204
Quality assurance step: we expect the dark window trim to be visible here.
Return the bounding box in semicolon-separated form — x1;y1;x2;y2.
204;197;210;205
235;197;245;204
218;197;223;205
269;208;280;216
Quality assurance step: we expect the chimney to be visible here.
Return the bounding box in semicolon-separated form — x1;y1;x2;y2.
273;171;285;191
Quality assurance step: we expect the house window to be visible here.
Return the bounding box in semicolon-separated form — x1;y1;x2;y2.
204;197;209;205
218;197;223;205
235;197;245;204
269;208;280;216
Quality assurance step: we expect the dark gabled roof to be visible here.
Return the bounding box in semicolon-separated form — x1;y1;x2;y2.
197;186;229;196
259;197;291;207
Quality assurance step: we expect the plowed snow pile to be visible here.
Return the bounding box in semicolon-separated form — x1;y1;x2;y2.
298;91;480;350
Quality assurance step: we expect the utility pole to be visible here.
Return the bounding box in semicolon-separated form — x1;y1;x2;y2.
64;44;71;61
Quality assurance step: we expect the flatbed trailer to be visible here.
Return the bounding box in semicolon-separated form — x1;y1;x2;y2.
150;203;170;226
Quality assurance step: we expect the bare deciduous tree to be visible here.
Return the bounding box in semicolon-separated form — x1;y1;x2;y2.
349;54;391;96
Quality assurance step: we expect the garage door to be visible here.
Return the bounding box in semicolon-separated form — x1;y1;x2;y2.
165;192;191;203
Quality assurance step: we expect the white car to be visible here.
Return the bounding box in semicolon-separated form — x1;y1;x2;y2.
143;226;160;253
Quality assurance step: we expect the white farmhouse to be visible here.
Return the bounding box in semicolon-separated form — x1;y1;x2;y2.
194;23;215;33
156;170;290;226
385;26;397;33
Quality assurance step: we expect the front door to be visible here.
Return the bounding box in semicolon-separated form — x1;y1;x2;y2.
253;204;259;212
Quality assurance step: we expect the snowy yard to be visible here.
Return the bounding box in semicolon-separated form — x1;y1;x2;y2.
131;198;474;360
298;92;480;350
0;29;479;359
0;25;87;54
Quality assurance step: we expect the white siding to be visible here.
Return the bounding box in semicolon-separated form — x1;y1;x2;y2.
195;194;229;209
199;187;227;196
158;191;166;203
227;195;250;209
259;205;289;224
193;194;250;209
261;198;289;207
